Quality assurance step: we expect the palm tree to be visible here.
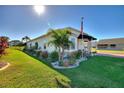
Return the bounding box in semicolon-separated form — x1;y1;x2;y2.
22;36;30;43
48;29;73;62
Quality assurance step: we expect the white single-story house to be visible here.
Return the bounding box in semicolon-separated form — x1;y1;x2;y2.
9;40;22;46
26;27;96;53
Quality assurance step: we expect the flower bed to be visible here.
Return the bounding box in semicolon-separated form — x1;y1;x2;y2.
0;62;10;71
24;48;93;69
51;57;87;69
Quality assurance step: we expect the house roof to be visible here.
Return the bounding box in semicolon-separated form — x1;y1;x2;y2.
9;40;21;43
27;27;96;43
98;38;124;44
59;27;96;40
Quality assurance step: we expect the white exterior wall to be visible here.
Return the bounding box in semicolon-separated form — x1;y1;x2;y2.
27;29;92;53
46;35;57;52
27;34;56;53
77;38;91;52
67;35;78;52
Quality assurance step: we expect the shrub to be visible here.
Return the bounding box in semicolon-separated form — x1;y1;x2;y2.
59;60;64;66
75;50;82;59
23;46;28;51
18;43;25;46
32;46;37;50
0;36;9;57
36;51;42;57
49;51;59;62
29;48;35;54
83;51;91;58
0;49;5;57
68;52;76;65
25;46;36;54
12;46;24;51
69;58;76;65
69;50;82;59
41;51;48;59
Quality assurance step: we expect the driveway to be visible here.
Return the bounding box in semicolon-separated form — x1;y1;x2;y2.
97;53;124;58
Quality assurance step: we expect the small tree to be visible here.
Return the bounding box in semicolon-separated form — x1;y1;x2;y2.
48;29;73;63
0;36;9;57
22;36;30;43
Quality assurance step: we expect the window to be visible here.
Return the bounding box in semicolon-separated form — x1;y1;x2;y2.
43;39;48;50
44;43;46;49
35;42;38;49
84;40;88;42
97;44;108;49
30;43;32;48
110;44;116;48
70;38;75;49
39;47;41;50
64;44;69;50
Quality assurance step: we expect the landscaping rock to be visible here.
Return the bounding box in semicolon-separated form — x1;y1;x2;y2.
51;57;87;69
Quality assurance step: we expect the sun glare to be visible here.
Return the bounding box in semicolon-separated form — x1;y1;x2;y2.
34;5;45;15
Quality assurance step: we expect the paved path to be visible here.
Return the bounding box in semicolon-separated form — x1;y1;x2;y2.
97;53;124;58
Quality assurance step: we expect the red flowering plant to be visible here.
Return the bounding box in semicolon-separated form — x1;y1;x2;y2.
0;36;9;57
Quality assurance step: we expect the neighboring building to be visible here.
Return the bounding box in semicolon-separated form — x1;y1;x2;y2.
97;38;124;50
9;40;22;46
26;27;96;53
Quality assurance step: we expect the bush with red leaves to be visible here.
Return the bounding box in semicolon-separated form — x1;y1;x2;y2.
0;36;9;57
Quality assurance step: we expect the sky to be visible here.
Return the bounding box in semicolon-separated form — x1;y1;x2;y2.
0;5;124;41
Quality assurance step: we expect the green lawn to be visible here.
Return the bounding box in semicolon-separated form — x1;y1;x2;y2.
28;50;124;88
57;56;124;88
0;48;70;88
1;48;124;88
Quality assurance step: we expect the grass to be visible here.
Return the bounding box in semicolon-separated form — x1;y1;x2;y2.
1;48;124;88
97;49;124;54
0;48;70;88
27;49;124;88
57;56;124;87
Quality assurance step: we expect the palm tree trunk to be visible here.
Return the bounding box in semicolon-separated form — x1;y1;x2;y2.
26;39;27;43
61;47;64;61
58;48;61;62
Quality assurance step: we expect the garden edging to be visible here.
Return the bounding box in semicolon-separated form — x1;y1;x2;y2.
0;62;10;71
51;57;87;69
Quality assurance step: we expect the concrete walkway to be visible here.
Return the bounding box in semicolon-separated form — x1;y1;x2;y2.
97;53;124;58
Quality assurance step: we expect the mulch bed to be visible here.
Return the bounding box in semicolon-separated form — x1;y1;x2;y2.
0;62;8;68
